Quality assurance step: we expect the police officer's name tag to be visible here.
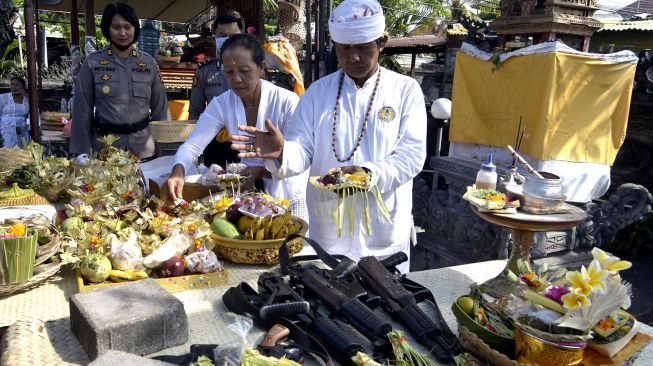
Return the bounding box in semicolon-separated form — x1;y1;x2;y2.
378;106;396;122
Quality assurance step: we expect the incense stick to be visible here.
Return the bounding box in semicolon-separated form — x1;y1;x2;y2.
507;145;544;179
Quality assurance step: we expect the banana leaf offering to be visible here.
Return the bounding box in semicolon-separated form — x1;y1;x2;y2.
0;223;38;284
310;169;391;237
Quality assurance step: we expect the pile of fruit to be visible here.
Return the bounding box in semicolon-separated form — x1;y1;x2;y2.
210;193;303;241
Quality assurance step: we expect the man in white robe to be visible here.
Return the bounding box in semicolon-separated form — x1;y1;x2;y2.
232;0;426;273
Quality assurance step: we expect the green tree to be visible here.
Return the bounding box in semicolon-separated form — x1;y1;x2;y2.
332;0;446;36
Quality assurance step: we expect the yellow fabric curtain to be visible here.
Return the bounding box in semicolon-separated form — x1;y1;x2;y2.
449;51;636;165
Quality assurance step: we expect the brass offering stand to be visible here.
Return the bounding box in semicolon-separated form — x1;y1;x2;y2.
471;203;586;274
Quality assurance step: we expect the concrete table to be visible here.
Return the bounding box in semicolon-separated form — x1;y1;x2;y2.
471;203;587;274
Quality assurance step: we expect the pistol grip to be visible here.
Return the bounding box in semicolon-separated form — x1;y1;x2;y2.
260;324;290;347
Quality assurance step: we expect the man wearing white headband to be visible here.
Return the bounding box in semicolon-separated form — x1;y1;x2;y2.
232;0;427;273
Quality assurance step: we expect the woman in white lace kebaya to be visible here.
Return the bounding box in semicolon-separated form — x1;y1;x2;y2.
0;77;30;147
167;34;308;221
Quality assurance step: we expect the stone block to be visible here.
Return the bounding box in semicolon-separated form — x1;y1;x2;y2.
70;279;188;359
88;350;175;366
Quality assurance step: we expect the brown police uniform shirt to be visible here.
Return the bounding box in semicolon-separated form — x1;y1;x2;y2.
188;59;229;120
70;45;168;159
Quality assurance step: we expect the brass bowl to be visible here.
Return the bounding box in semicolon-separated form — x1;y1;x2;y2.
210;217;308;265
515;327;586;365
520;192;566;214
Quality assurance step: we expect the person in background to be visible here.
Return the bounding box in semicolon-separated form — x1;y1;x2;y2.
188;12;245;167
167;34;308;221
232;0;426;273
0;76;29;147
70;2;168;159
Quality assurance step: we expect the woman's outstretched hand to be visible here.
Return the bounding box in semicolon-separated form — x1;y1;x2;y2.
231;119;285;160
165;164;186;201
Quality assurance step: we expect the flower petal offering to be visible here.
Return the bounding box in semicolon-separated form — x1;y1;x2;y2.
310;169;371;191
463;186;520;212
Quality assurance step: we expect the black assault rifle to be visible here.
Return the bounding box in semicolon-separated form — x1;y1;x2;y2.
285;263;392;355
256;272;369;365
356;255;461;363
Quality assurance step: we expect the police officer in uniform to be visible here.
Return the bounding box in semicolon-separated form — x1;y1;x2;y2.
70;3;168;159
188;13;244;166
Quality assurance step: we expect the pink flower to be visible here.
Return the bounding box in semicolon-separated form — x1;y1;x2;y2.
545;286;570;304
247;26;256;34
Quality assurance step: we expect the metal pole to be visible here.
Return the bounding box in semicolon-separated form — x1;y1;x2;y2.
410;53;417;77
35;0;42;108
24;0;41;142
71;0;81;86
316;0;324;82
305;0;313;86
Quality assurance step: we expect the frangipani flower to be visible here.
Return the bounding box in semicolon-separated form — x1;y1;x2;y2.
562;292;591;310
565;261;607;295
592;247;632;274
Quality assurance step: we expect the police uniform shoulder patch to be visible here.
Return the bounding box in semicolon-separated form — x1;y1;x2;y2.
131;48;138;57
378;106;396;122
107;48;113;56
99;59;110;65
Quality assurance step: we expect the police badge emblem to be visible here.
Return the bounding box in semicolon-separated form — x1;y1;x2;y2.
101;85;111;95
101;74;111;81
137;61;147;68
378;106;396;122
99;59;110;65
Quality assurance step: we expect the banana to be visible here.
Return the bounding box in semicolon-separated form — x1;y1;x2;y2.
255;227;266;241
109;269;133;282
260;216;273;240
125;269;149;280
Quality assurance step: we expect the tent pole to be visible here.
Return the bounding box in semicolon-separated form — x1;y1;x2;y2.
24;0;41;143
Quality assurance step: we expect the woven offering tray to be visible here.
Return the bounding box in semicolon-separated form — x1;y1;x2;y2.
75;267;228;293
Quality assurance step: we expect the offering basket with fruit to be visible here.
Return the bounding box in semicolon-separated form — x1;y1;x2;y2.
209;192;307;264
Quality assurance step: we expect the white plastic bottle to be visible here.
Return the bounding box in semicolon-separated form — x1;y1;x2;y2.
475;153;498;190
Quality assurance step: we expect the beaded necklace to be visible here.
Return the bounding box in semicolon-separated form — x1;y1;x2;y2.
331;68;381;163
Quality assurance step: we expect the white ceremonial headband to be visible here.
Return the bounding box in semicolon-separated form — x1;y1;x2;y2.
328;0;385;44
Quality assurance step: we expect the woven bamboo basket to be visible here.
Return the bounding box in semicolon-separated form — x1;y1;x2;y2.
0;184;50;207
211;217;308;264
0;147;34;175
149;120;197;143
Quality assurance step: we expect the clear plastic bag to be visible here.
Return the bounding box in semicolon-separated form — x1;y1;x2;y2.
185;250;222;274
199;164;226;186
214;315;253;366
109;230;144;270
